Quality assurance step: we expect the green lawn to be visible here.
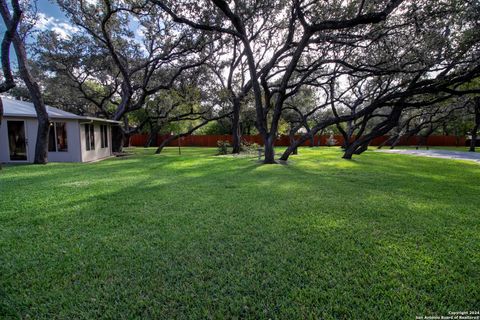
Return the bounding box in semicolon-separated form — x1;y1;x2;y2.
1;147;479;319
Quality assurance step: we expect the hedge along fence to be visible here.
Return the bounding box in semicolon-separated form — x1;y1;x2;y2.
129;134;467;148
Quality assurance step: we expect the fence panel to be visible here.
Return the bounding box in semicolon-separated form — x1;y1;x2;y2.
128;134;467;148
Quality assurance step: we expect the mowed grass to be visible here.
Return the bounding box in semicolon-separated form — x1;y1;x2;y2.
0;147;479;319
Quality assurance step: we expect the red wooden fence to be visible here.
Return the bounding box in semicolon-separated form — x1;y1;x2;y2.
129;134;467;147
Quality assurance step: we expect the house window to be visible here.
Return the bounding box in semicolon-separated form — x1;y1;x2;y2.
100;125;108;148
48;122;68;152
85;124;95;151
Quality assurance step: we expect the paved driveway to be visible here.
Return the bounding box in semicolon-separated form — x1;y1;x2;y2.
376;149;480;164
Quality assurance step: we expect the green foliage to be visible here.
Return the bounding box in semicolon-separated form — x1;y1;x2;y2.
0;147;479;319
130;87;207;134
216;140;230;155
196;120;231;135
240;140;260;153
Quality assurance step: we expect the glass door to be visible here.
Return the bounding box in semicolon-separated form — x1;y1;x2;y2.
7;120;28;161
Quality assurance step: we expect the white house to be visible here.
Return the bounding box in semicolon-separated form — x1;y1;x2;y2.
0;97;121;163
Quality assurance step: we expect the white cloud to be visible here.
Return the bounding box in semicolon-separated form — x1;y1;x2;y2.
135;25;146;39
84;0;99;6
35;13;79;40
35;13;55;30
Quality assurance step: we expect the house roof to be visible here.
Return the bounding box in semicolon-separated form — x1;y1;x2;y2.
1;96;121;124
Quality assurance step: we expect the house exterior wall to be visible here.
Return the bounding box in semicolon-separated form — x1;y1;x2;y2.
48;120;82;162
0;117;112;163
0;117;37;163
79;122;113;162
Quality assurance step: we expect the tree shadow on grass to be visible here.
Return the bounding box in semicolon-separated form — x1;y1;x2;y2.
1;147;479;318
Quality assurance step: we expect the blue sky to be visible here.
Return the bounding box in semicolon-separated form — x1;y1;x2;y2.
2;1;143;40
0;1;75;68
1;0;146;59
38;1;66;20
1;1;67;33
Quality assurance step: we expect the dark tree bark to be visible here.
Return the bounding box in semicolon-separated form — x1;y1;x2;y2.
155;135;174;154
377;134;397;149
0;98;3;126
123;132;131;148
317;129;324;146
0;0;21;169
0;0;20;96
0;0;21;127
308;129;315;147
145;125;160;148
469;97;480;152
351;141;369;155
336;122;350;149
261;134;276;164
289;130;298;155
231;98;242;154
342;111;374;153
153;0;405;164
416;124;436;150
343;107;403;159
0;0;49;164
111;126;125;153
390;134;404;149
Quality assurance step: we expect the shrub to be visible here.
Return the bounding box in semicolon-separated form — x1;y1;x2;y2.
217;140;230;155
326;134;338;147
240;140;260;154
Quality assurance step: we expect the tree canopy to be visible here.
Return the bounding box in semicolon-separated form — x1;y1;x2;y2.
4;0;479;162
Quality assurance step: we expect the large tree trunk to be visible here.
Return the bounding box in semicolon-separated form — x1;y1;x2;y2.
308;131;315;147
263;134;276;164
145;124;160;148
342;147;355;160
1;2;48;164
377;135;396;149
156;134;180;154
336;122;350;149
289;131;298;155
343;107;403;159
0;98;3;170
12;39;48;164
145;131;158;147
343;140;370;159
396;126;421;149
0;0;20;93
155;135;174;154
279;144;296;161
111;126;125;152
416;126;434;150
390;134;403;149
353;142;369;155
469;130;478;152
0;0;22;169
33;102;49;164
317;129;324;146
0;98;2;126
231;98;242;154
345;115;371;152
469;98;480;152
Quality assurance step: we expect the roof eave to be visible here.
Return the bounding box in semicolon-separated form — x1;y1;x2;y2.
3;114;121;124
